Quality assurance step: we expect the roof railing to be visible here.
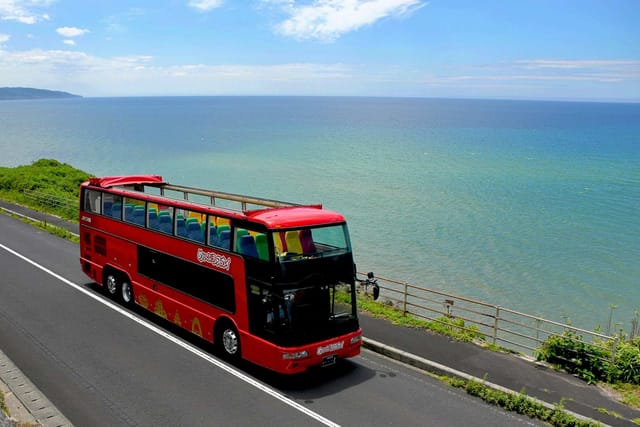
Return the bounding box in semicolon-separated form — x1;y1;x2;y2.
114;181;302;213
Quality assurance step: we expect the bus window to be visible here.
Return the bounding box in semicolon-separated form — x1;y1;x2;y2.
83;189;101;214
123;197;145;226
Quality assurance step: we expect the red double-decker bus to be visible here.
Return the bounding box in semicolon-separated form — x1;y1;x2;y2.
79;175;361;374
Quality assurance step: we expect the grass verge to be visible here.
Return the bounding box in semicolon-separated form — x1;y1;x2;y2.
443;376;602;426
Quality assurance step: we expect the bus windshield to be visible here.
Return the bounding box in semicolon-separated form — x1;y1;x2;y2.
273;224;350;261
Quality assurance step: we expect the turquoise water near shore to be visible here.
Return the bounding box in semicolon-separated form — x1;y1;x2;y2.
1;96;639;331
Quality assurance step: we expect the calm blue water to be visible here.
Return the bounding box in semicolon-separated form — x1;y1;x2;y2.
1;96;639;331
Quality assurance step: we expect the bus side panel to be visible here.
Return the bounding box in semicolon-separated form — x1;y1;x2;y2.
132;279;217;342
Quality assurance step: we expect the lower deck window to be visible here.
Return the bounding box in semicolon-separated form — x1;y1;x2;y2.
137;246;235;313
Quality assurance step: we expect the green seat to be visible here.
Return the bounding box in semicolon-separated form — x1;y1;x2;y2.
255;234;269;261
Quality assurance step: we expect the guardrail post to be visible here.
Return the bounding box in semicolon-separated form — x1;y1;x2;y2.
492;306;500;346
402;282;408;316
610;336;618;367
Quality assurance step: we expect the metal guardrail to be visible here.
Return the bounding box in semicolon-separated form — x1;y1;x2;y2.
22;189;77;217
357;272;620;366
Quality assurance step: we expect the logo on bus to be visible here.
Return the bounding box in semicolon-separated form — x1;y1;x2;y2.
197;248;231;271
317;341;344;356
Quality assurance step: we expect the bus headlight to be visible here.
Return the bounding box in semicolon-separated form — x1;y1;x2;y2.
282;350;309;360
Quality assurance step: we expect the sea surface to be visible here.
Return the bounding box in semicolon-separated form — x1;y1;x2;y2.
1;96;639;332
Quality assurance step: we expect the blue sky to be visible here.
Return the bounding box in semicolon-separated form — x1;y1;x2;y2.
1;0;638;101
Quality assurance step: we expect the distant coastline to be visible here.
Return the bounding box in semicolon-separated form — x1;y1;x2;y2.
0;87;81;100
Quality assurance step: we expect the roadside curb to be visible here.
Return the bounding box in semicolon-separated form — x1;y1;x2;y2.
0;350;72;427
362;337;609;427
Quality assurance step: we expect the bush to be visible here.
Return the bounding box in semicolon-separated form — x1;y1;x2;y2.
537;331;640;385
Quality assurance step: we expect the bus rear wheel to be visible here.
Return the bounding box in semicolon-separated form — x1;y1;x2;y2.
105;273;119;298
121;279;134;306
216;322;241;360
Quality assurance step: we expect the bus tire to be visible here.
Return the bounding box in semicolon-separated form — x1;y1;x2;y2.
216;320;241;360
104;272;119;299
121;278;134;306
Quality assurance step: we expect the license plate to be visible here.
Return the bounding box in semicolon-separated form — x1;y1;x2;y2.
321;355;337;368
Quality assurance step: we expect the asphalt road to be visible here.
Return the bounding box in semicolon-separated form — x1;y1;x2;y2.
0;213;544;426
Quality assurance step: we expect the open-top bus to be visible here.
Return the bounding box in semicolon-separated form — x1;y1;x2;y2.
79;175;361;374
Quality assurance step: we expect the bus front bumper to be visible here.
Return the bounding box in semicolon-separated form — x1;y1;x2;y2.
277;329;362;374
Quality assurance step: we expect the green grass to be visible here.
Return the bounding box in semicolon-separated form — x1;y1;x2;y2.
0;389;7;416
443;376;602;426
612;382;640;409
0;158;90;221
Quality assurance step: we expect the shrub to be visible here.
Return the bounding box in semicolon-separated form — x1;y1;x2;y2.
537;331;640;385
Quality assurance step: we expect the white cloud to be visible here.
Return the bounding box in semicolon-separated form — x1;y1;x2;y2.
63;39;75;45
0;0;53;24
56;26;89;37
0;34;10;44
188;0;224;12
273;0;425;41
0;48;353;96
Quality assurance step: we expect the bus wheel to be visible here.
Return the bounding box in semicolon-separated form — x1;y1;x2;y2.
105;273;119;298
217;322;240;360
121;279;134;306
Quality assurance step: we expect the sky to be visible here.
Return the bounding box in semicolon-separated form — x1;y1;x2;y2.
0;0;639;101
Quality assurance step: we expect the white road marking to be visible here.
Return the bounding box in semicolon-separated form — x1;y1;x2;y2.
0;242;340;427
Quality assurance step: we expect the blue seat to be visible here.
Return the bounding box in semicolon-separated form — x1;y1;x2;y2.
238;234;258;258
133;206;145;225
218;230;231;250
176;218;187;237
208;226;218;246
111;203;122;219
158;214;172;234
148;209;158;229
187;221;204;242
124;204;134;222
103;201;113;216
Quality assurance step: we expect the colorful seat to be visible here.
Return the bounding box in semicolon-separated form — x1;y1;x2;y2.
255;233;269;261
158;214;172;234
299;229;316;254
218;230;231;249
187;221;204;242
285;230;303;254
238;234;258;258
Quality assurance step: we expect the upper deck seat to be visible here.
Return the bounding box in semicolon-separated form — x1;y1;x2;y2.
209;226;218;246
133;206;145;225
218;230;231;250
187;221;204;242
299;229;316;254
103;201;113;216
255;233;269;261
285;230;303;254
176;218;188;237
238;234;259;258
124;204;134;222
158;214;172;234
148;209;158;229
111;203;122;219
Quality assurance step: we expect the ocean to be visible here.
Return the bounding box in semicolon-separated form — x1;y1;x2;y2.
1;96;639;332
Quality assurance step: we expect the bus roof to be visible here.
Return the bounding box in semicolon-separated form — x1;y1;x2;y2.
89;175;164;188
247;206;345;228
